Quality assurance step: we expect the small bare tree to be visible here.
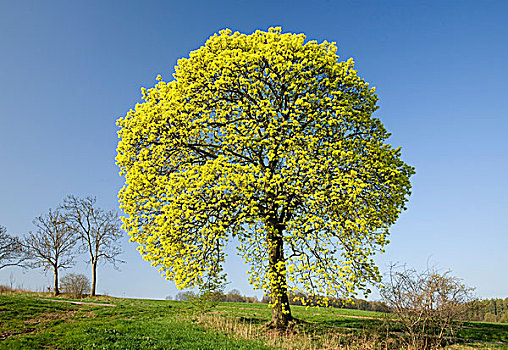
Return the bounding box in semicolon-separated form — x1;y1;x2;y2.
22;209;77;296
381;265;474;350
0;226;26;269
62;195;123;296
60;273;90;298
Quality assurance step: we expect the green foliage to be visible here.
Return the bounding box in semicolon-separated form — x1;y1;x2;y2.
465;298;508;323
116;27;414;325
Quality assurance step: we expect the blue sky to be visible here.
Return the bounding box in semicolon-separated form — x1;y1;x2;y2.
1;0;506;300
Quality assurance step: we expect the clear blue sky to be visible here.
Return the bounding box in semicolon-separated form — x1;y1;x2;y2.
1;0;506;300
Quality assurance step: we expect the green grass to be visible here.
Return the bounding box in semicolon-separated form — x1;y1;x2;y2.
0;294;269;349
458;320;508;344
1;293;507;349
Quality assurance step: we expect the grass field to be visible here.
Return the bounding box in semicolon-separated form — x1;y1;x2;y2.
1;292;507;349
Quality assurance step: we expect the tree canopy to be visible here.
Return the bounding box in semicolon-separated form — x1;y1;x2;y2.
116;27;414;327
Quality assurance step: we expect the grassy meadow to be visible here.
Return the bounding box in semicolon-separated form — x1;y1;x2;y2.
1;291;507;349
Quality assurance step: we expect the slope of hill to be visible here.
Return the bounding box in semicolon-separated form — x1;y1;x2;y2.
1;292;507;349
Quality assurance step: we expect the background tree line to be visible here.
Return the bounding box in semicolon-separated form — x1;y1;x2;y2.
171;288;389;312
173;289;259;304
0;195;123;297
261;293;391;313
465;298;508;323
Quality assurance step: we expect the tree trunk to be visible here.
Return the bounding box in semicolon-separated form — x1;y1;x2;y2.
91;260;97;296
53;267;60;296
268;225;292;328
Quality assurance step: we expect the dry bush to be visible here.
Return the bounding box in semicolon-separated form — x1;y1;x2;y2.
0;284;31;294
0;285;14;294
60;273;90;298
381;265;475;350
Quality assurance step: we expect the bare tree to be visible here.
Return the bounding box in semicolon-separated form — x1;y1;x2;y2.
0;226;26;269
62;195;123;296
22;209;77;296
380;264;475;349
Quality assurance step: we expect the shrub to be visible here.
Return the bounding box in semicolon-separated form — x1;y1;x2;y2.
60;273;90;298
381;265;474;349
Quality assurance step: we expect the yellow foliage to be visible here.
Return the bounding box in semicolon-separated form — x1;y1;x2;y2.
116;27;414;304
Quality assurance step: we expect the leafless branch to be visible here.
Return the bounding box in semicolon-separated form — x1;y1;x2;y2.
62;195;124;295
21;209;77;295
0;226;27;269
